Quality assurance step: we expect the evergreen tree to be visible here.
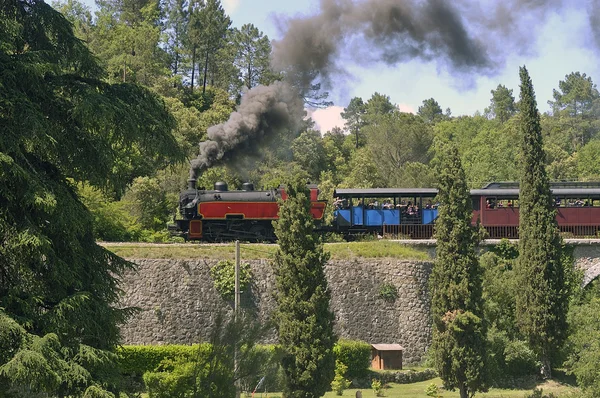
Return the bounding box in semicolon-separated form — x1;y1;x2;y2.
418;97;447;123
430;141;487;398
484;84;516;123
515;66;568;378
232;23;273;90
273;179;336;398
0;1;181;394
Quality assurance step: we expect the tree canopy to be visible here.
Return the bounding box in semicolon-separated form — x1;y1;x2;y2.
0;0;181;394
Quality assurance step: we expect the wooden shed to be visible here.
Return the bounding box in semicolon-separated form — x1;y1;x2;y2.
370;344;404;370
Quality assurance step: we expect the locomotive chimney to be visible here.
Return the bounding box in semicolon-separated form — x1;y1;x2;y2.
188;178;196;190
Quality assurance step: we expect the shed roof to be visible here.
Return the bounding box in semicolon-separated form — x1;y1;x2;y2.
371;344;404;351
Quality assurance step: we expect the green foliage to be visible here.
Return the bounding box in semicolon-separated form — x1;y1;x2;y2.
209;260;253;300
330;360;351;395
566;295;600;396
117;345;202;376
371;378;384;396
273;177;336;398
431;141;487;397
379;283;399;302
364;112;434;188
525;388;558;398
490;239;519;260
425;382;442;397
141;312;267;398
333;340;371;380
515;66;569;378
485;84;516;123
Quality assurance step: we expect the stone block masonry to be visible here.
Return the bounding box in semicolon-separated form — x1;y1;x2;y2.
119;258;433;365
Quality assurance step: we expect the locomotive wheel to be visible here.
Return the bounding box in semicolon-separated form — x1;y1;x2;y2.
249;224;267;242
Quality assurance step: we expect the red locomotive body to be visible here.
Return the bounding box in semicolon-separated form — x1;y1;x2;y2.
175;181;326;241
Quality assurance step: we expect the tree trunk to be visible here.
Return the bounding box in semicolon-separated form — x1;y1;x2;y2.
459;384;469;398
191;46;196;92
202;48;209;94
540;356;552;379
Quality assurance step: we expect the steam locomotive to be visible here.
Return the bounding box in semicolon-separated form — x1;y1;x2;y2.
173;181;600;241
172;179;326;242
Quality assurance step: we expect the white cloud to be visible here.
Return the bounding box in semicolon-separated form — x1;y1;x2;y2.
222;0;240;14
397;103;416;114
308;106;345;134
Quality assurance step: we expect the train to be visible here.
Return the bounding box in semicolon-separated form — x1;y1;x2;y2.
172;180;600;241
172;179;326;242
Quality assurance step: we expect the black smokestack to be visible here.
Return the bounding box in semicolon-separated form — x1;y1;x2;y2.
189;81;304;179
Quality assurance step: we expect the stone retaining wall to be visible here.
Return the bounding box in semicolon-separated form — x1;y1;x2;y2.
119;258;433;364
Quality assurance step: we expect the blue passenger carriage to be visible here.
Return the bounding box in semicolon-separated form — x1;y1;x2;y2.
332;188;439;238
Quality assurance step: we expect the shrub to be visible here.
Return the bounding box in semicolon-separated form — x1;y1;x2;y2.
116;345;204;376
371;378;384;397
209;260;252;300
525;388;558;398
331;360;351;395
334;339;371;380
379;283;398;302
425;382;442;397
504;339;538;376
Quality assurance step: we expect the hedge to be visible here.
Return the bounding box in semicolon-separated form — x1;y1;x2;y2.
117;339;371;383
333;339;371;380
117;344;209;376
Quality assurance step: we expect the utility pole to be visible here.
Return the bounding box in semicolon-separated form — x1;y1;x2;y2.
234;240;241;398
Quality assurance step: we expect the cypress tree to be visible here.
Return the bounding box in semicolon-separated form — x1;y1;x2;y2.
273;178;336;398
431;141;487;398
515;66;568;378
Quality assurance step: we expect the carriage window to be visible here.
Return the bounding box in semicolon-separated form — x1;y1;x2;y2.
497;199;518;208
485;197;497;209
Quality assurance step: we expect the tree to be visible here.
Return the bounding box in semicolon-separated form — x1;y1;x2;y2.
0;1;181;394
92;0;170;86
341;97;366;148
233;23;273;90
364;92;396;120
430;141;487;398
164;0;189;78
187;0;231;93
418;97;447;123
363;112;434;187
577;139;600;180
548;72;600;147
484;84;516;123
515;66;568;379
273;178;336;398
291;130;328;180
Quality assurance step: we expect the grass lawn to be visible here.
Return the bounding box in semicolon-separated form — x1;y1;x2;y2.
103;241;431;261
250;378;578;398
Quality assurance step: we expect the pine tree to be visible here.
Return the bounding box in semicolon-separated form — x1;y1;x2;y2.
273;178;336;398
431;141;487;398
515;66;568;378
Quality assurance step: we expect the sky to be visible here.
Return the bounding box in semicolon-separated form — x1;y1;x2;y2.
79;0;600;133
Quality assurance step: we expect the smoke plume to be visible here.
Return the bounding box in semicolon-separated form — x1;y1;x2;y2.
189;81;304;179
190;0;599;179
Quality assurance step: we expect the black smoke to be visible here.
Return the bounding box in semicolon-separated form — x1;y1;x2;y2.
189;81;304;179
190;0;599;178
